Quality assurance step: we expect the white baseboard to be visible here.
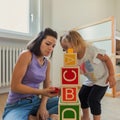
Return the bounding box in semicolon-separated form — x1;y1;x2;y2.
0;87;10;94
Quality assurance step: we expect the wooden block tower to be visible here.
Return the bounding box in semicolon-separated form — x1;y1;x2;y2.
58;48;81;120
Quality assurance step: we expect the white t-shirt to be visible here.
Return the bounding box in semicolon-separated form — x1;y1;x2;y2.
77;45;109;87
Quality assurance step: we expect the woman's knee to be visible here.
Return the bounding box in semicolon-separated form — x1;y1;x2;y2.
48;97;59;106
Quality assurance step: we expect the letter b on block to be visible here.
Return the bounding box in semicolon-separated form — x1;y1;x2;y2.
61;87;77;102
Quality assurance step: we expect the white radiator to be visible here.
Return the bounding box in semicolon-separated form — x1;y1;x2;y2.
0;47;24;87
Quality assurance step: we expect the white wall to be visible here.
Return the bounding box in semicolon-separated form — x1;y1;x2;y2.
0;37;27;48
51;0;115;32
42;0;52;29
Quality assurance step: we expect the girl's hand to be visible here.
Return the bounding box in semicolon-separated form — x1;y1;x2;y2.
106;75;116;88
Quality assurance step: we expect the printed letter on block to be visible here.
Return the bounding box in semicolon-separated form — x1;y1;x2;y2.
61;87;77;102
59;103;80;120
61;67;79;85
64;53;77;66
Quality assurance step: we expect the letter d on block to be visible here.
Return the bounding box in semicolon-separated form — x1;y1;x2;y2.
62;108;76;120
59;103;80;120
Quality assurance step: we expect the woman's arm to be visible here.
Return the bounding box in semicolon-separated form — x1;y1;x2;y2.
11;51;55;96
37;60;53;120
11;50;42;94
97;54;116;88
40;60;51;104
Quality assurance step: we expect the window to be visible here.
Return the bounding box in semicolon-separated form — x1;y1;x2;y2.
0;0;41;40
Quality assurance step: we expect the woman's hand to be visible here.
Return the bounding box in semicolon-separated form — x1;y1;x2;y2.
41;87;59;97
106;75;116;88
37;106;49;120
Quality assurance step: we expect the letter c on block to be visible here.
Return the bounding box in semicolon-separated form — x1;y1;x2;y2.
63;70;76;82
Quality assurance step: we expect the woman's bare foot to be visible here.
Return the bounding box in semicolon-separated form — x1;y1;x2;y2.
28;114;58;120
28;115;37;120
50;114;58;120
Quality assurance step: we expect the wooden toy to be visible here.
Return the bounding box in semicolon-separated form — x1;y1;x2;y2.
59;48;81;120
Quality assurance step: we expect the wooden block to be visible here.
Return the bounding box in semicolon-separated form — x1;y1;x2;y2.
61;86;78;103
61;67;79;85
64;53;77;66
58;102;81;120
67;48;74;53
59;98;80;104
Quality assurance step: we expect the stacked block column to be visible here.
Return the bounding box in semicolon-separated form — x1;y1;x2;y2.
58;49;81;120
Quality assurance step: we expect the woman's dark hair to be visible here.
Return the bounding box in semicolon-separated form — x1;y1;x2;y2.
27;28;57;56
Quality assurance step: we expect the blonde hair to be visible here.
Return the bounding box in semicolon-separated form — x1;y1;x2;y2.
60;30;87;50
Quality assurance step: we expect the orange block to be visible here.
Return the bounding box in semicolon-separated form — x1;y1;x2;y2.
67;48;73;53
61;86;77;102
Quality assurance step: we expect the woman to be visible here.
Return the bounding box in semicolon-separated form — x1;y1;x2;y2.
3;28;59;120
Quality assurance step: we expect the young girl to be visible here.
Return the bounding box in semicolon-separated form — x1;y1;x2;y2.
60;30;116;120
3;28;59;120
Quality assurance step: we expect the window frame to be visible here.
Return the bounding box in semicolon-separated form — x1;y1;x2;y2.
0;0;42;40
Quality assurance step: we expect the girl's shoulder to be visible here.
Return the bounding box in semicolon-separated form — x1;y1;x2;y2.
85;45;99;59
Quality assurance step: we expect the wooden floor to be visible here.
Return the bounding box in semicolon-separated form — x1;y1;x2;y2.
90;96;120;120
0;93;8;120
0;94;120;120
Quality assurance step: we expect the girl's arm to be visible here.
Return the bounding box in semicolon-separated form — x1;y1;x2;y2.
97;54;116;88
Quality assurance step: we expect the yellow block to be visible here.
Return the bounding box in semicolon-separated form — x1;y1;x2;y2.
67;48;73;53
64;53;77;66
